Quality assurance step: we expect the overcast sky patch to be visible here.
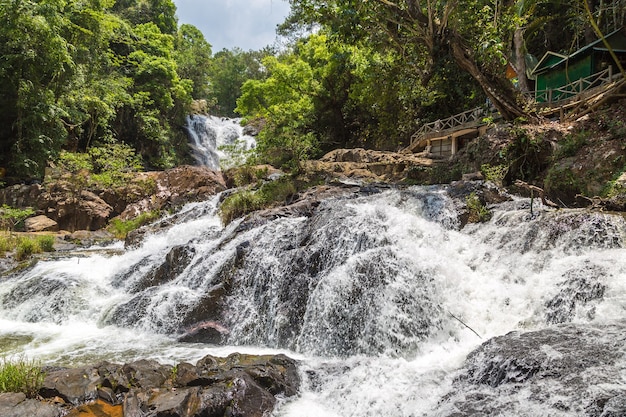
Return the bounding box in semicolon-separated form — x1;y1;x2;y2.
173;0;291;52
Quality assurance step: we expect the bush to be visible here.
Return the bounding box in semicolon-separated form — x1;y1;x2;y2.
0;206;35;232
466;192;491;223
0;233;56;260
108;210;162;239
481;164;508;187
219;177;297;224
0;356;45;398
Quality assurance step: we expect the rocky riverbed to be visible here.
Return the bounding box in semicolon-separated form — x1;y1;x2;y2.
0;353;299;417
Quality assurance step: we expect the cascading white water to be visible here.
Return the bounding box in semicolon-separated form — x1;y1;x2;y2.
1;188;625;416
184;114;256;170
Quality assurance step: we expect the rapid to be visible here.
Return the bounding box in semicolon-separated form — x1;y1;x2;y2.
0;117;624;416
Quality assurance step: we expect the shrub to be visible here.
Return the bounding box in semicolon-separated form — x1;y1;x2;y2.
481;164;508;187
219;177;297;224
466;192;491;223
15;238;36;261
0;356;45;398
35;235;55;252
0;234;55;259
0;206;35;232
108;210;162;239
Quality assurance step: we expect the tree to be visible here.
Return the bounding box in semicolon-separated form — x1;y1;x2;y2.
284;0;531;121
0;0;74;178
175;24;213;99
208;48;273;117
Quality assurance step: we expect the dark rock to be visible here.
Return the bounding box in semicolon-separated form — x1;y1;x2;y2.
130;244;196;293
143;386;203;417
437;323;626;416
180;284;229;329
225;372;277;417
545;262;607;324
178;321;229;344
40;367;102;405
121;359;172;389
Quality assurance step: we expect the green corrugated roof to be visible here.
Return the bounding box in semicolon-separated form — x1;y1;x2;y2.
531;27;626;75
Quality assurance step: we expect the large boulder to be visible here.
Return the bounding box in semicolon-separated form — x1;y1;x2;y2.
24;215;59;232
117;165;226;220
304;148;435;183
435;323;626;416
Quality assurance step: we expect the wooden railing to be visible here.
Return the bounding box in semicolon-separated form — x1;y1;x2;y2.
409;106;490;147
409;67;623;150
530;66;620;104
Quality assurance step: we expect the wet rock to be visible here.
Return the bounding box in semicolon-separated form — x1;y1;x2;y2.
437;323;626;416
0;392;62;417
65;399;123;417
545;262;607;324
304;148;434;183
121;359;172;389
180;284;229;329
130;244;196;293
40;367;102;405
178;321;229;344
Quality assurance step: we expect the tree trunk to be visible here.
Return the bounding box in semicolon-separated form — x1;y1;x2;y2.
449;34;532;121
513;27;531;93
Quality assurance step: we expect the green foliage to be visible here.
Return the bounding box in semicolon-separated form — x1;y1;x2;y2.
219;140;256;171
208;48;272;117
504;126;549;181
554;131;588;159
56;143;143;189
544;165;584;198
481;164;508;187
219;178;297;224
0;234;55;260
0;206;36;232
0;0;204;179
0;356;45;398
466;192;491;223
108;210;162;239
227;165;269;188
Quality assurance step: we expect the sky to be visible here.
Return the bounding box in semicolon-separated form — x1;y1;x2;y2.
173;0;292;52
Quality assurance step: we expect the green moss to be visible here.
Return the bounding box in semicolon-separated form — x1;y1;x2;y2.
0;356;45;398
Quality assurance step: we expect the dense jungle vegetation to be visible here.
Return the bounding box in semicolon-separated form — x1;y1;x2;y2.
0;0;624;179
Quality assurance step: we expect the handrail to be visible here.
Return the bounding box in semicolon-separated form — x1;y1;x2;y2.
409;67;624;150
410;106;488;146
532;66;621;104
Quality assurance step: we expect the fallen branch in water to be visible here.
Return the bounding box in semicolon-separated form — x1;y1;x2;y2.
514;180;560;209
448;311;482;339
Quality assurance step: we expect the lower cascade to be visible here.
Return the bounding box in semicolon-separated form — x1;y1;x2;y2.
1;185;625;416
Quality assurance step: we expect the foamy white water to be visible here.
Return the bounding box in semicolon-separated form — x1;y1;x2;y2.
1;187;625;415
185;114;256;170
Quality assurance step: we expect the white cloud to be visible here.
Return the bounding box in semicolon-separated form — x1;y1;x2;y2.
173;0;291;51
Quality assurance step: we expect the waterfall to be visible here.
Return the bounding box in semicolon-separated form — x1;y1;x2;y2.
1;188;625;415
184;114;256;170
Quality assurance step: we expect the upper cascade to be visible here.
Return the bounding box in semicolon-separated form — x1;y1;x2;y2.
184;114;256;170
